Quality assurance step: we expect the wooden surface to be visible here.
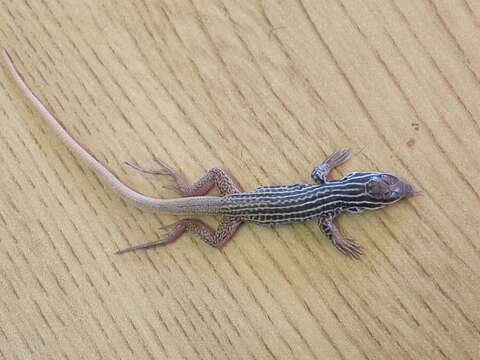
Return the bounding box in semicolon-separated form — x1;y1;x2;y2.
1;1;480;359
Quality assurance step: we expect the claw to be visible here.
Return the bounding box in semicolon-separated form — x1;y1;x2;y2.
323;148;351;169
334;236;362;259
124;161;170;175
153;157;174;170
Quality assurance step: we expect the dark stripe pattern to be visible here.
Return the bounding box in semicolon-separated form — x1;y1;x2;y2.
220;172;398;225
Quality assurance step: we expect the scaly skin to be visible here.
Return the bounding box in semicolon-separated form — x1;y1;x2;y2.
2;49;419;258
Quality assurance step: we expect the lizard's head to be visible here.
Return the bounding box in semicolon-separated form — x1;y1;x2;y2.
340;172;420;212
365;173;420;202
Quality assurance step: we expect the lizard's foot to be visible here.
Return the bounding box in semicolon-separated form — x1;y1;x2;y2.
125;157;242;197
115;217;242;254
311;148;351;184
318;213;362;259
331;235;362;259
125;157;189;195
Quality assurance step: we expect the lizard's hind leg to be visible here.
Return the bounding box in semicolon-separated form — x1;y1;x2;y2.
125;157;242;196
115;217;242;254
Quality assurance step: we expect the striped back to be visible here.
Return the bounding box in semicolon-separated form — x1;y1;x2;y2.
221;172;402;226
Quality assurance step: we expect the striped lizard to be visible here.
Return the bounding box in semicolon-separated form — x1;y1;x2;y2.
2;50;419;258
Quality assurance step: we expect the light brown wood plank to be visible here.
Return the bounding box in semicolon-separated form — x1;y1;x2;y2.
1;0;479;359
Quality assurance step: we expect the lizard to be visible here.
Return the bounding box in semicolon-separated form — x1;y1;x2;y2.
2;49;419;258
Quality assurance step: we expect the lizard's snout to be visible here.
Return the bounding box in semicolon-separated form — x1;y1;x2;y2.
394;179;421;198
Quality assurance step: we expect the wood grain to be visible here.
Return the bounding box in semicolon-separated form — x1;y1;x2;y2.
1;0;479;359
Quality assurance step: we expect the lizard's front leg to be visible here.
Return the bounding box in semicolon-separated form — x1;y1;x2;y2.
125;158;242;196
318;213;362;258
311;148;350;184
115;217;242;254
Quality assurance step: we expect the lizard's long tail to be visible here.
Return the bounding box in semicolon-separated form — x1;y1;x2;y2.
2;49;222;215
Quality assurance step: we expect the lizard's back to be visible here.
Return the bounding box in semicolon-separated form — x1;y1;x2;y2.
220;183;342;225
220;172;384;226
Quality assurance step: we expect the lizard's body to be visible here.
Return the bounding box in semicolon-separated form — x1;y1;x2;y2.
2;49;418;258
221;173;393;226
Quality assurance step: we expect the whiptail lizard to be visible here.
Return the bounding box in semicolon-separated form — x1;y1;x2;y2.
2;49;419;258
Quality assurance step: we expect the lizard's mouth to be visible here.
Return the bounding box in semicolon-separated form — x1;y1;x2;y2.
393;178;422;198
